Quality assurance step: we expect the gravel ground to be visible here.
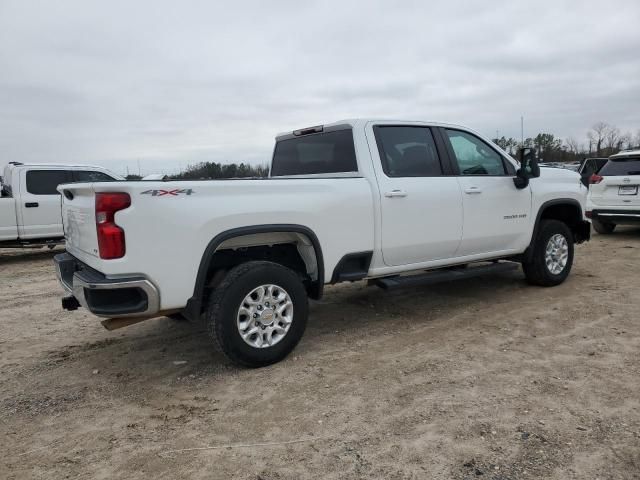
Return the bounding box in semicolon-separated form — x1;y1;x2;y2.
0;230;639;479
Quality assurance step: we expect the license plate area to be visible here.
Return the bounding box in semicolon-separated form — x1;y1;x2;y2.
618;185;638;195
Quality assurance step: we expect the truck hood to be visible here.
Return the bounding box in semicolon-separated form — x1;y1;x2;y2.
538;166;581;182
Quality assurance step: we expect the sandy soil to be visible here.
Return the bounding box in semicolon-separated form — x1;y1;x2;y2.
1;230;639;480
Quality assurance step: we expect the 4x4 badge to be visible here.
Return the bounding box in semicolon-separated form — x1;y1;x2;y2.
141;189;194;196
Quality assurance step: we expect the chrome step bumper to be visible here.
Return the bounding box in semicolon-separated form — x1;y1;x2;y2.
54;252;160;318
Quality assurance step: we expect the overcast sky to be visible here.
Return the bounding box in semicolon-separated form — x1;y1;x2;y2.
1;0;639;175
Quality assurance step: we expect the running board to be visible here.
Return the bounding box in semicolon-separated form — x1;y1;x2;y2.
373;262;520;290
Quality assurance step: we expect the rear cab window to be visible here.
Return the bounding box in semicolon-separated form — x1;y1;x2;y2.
600;158;640;176
25;170;72;195
271;128;357;176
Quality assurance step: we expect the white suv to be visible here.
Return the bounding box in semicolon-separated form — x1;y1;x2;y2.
587;149;640;233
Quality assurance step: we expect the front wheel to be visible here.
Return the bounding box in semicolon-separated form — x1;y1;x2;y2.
522;219;574;286
205;261;309;367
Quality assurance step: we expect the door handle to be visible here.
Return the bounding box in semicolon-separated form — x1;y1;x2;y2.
384;190;408;198
464;187;482;194
25;202;39;208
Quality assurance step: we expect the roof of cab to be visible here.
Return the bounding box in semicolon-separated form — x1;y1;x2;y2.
2;163;124;181
275;118;469;140
4;163;108;169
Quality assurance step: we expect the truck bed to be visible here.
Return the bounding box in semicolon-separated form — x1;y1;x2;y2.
59;178;375;310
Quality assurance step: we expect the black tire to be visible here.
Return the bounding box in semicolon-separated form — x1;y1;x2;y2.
522;219;574;287
592;219;615;234
205;261;308;368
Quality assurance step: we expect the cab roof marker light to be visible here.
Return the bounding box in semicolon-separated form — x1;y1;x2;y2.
293;125;324;136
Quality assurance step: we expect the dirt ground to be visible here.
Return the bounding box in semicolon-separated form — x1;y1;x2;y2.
1;230;639;480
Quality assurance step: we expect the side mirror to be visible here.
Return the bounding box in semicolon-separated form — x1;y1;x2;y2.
514;147;540;189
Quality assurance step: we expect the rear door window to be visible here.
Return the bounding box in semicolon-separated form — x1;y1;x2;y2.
271;129;357;176
25;170;72;195
373;126;443;177
600;159;640;176
72;171;116;182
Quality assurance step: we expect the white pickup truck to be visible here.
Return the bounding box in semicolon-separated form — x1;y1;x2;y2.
1;162;121;247
54;119;590;367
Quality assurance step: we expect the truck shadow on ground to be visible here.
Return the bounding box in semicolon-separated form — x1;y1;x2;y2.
39;271;528;385
0;248;62;265
597;226;640;240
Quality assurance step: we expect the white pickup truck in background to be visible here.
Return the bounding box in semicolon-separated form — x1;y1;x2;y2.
54;119;590;367
0;162;121;247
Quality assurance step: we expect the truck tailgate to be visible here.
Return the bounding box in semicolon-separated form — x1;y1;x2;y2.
59;184;99;257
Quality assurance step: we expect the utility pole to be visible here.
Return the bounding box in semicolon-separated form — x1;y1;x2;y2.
137;159;141;176
520;116;524;146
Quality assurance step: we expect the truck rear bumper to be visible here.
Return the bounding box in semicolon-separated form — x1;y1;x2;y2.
54;252;160;318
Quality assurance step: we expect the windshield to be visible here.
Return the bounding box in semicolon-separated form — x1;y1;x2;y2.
600;158;640;176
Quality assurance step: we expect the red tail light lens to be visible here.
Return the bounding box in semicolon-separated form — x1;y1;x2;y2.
95;192;131;259
589;174;604;184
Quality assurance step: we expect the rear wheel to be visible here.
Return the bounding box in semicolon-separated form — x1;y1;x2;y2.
522;219;574;286
205;261;308;367
592;219;615;234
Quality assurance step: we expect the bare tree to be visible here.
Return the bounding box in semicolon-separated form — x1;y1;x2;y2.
604;125;621;151
587;122;610;155
618;132;632;151
565;137;581;154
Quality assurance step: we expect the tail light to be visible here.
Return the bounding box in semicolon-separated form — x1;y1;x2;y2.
585;210;593;219
589;174;604;184
96;192;131;259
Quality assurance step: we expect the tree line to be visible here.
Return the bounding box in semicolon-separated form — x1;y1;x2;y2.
123;162;269;181
173;161;269;180
493;122;640;163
